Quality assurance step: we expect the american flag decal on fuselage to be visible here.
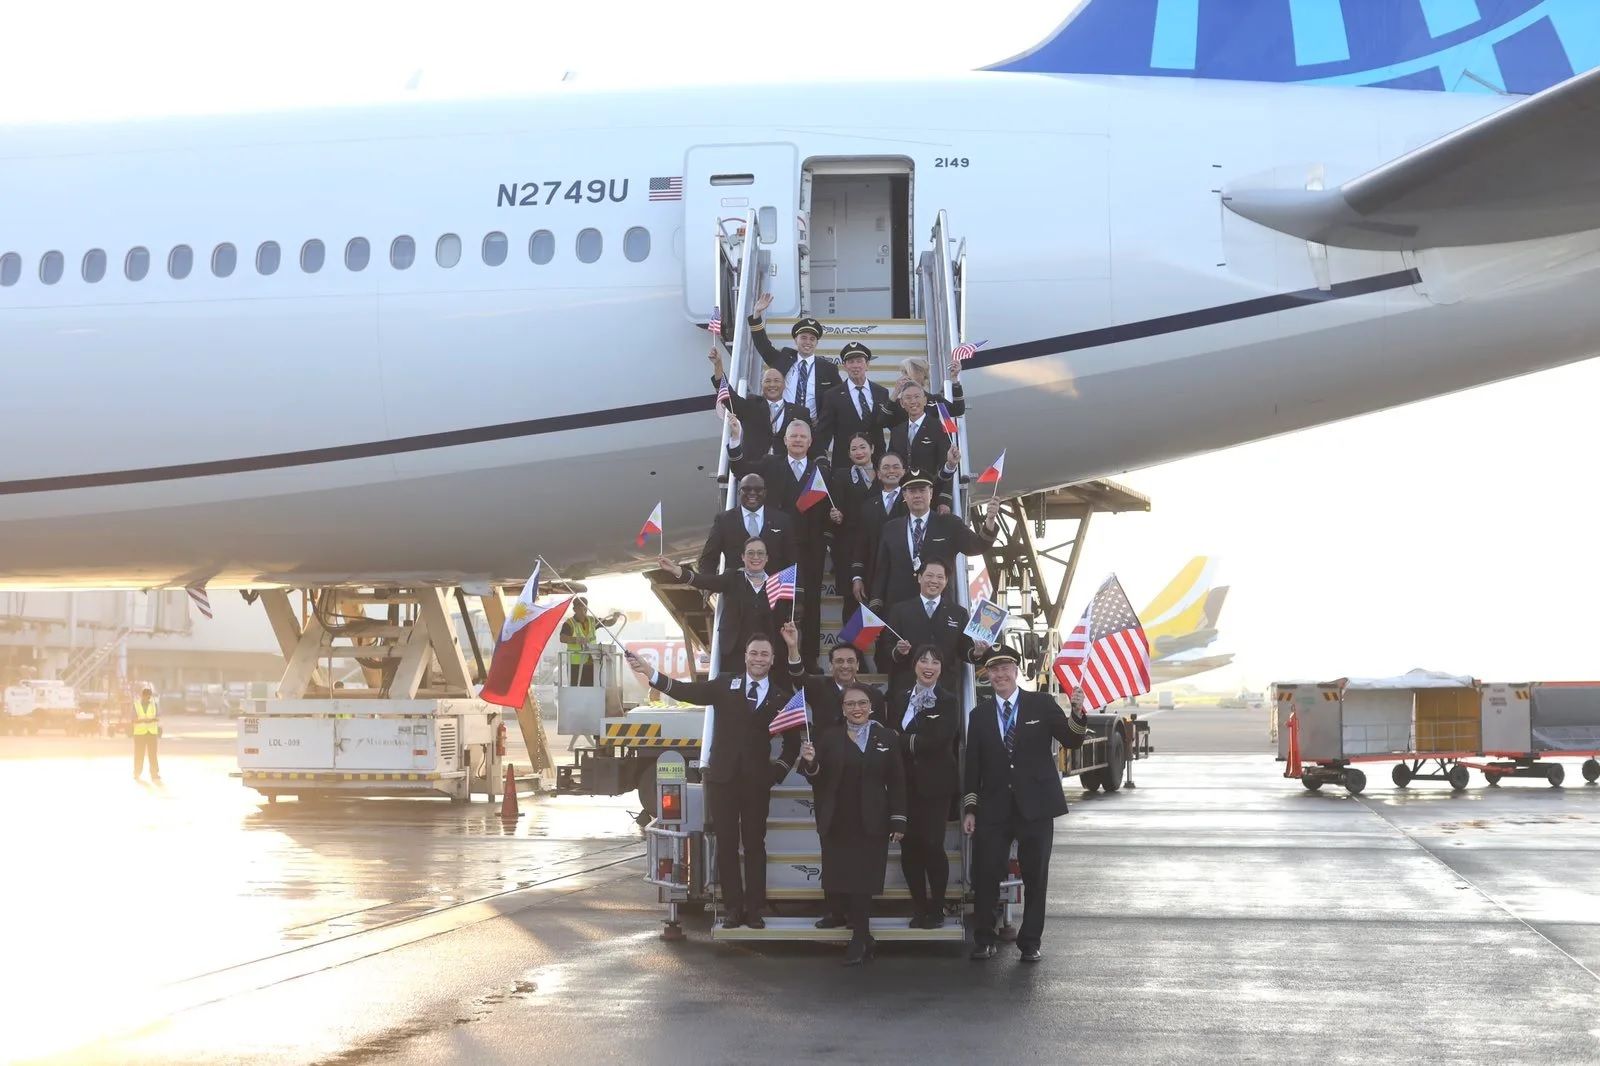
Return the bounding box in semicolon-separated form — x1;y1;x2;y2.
649;176;683;202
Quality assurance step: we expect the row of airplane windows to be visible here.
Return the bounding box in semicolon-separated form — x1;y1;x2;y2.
0;228;654;288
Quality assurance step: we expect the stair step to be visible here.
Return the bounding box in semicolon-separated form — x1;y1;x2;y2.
711;916;963;942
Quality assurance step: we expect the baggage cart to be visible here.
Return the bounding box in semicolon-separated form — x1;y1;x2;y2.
1471;682;1600;787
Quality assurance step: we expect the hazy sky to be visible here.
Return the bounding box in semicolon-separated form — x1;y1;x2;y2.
7;0;1596;691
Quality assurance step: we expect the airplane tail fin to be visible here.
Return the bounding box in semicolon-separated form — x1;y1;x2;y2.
988;0;1599;95
1200;586;1229;630
1138;557;1218;645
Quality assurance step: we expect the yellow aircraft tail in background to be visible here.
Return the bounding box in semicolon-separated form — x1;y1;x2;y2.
1139;556;1222;653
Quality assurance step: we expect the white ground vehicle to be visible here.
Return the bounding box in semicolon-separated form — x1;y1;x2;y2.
2;680;94;735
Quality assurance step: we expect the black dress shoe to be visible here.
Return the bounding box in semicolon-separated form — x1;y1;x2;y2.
744;913;766;929
970;943;997;960
1019;947;1042;963
924;912;945;929
843;938;869;966
720;912;744;929
815;914;848;929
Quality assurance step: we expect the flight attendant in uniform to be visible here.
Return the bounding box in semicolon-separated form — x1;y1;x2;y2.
798;682;907;965
628;635;800;930
659;538;779;675
890;646;960;928
964;645;1088;962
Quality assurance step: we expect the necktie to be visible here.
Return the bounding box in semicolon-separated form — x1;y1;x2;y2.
912;517;925;555
745;511;759;537
747;681;760;707
1001;699;1016;754
792;459;804;481
770;403;782;433
885;490;897;512
925;598;936;618
855;385;868;420
796;360;810;411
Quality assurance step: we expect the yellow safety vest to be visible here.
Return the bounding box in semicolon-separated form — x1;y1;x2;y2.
133;699;160;737
567;615;598;667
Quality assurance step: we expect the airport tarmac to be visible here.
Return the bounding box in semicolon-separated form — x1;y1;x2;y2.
5;707;1599;1065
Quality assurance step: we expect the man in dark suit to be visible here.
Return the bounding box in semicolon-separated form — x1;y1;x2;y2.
627;634;800;930
849;450;908;626
884;365;966;509
749;292;840;420
727;418;841;667
697;474;797;576
870;471;1000;613
779;621;887;732
877;559;983;703
709;345;813;462
816;342;897;465
963;645;1088;962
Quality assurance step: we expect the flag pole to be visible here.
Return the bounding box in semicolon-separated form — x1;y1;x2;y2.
536;555;622;647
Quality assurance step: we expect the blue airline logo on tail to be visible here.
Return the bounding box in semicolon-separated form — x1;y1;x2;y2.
990;0;1600;94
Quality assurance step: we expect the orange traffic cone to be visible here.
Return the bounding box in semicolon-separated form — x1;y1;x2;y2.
500;762;521;820
1283;712;1302;779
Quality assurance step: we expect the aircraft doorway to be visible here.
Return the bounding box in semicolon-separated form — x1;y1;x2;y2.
802;161;912;320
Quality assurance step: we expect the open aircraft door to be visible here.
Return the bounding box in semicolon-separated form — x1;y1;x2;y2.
683;144;799;320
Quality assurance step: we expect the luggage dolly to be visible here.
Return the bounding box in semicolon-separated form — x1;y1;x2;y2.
1466;751;1600;788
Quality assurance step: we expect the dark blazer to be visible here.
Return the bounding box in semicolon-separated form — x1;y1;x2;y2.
888;687;962;803
871;512;995;611
803;720;907;839
783;660;888;731
726;451;835;545
851;483;909;589
720;381;814;462
884;384;965;505
816;378;897;466
654;672;801;786
697;506;797;576
879;596;976;702
750;321;842;401
830;465;879;581
962;689;1087;825
681;566;779;653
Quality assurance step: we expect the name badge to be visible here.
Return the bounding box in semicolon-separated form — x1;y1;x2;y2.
911;555;921;570
729;678;742;690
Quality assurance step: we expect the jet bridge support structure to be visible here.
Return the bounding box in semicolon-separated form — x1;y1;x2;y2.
236;585;552;803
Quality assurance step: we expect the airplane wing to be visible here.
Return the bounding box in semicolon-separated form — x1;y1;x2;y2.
1223;64;1600;251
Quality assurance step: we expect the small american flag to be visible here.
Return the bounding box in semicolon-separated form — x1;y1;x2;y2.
708;305;722;337
1052;575;1150;711
768;689;809;735
765;564;797;607
716;375;731;409
649;176;683;202
951;339;988;362
186;583;213;621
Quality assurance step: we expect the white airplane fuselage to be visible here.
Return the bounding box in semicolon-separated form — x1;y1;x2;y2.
2;73;1596;589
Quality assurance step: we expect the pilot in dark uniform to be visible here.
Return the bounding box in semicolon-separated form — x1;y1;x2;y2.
697;474;797;576
816;342;897;465
628;635;800;930
749;292;841;421
877;558;981;704
963;645;1088;962
870;471;999;612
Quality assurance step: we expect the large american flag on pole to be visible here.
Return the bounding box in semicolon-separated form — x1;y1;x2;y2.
1052;575;1150;711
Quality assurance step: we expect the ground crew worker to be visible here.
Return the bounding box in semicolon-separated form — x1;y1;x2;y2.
561;600;621;686
964;645;1088;962
132;686;161;783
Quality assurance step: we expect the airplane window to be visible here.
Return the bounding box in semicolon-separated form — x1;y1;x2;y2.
576;228;602;264
83;249;108;283
125;247;150;281
168;245;193;279
40;250;65;285
212;242;237;278
0;252;19;287
623;227;650;263
256;241;281;275
345;237;370;272
758;207;777;244
390;235;415;270
436;233;461;268
300;239;325;274
482;231;508;266
528;230;554;265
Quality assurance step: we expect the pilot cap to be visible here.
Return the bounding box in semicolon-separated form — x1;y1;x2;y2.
838;341;873;362
901;470;935;490
982;645;1022;668
791;317;823;340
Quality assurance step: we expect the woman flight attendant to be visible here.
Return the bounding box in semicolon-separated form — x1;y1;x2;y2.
890;646;961;928
659;537;778;674
799;683;907;965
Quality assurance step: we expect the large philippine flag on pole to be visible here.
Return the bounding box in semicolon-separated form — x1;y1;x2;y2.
480;564;573;709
